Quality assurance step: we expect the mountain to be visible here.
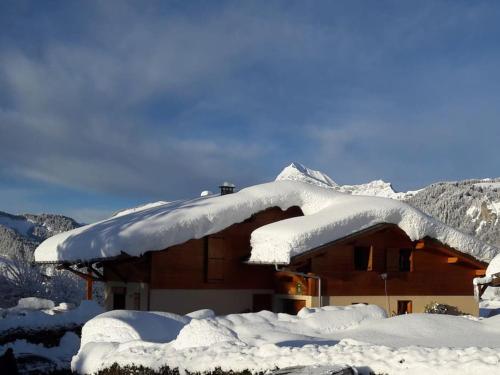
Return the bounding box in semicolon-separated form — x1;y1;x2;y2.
276;162;420;199
408;179;500;248
276;162;500;248
0;211;80;260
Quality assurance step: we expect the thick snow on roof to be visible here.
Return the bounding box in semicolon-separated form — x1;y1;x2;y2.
34;180;498;264
111;201;170;218
486;254;500;276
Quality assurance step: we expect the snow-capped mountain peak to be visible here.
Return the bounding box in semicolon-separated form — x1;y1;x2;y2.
276;162;338;189
276;162;419;200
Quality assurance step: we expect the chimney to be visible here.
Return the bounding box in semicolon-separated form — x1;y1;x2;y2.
219;182;235;195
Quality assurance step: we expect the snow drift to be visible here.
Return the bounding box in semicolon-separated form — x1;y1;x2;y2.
72;304;500;375
80;310;189;346
34;180;498;264
0;299;103;333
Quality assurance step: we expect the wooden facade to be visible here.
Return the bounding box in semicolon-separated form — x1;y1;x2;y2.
100;208;487;315
277;224;486;297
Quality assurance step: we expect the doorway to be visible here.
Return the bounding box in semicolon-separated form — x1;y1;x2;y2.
397;300;412;314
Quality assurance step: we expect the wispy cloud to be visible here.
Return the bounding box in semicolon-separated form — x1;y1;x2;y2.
1;0;500;217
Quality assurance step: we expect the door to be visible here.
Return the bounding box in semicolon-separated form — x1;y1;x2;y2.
397;300;413;314
252;294;273;312
112;287;126;310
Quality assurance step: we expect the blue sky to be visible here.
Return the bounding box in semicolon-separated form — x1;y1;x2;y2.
1;1;500;223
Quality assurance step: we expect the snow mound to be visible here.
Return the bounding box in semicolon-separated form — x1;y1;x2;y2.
340;313;500;348
186;309;215;319
173;318;243;350
298;304;387;332
16;297;55;310
81;310;189;346
35;180;498;264
0;299;103;332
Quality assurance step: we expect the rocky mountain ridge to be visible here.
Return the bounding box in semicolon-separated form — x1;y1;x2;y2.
0;211;80;260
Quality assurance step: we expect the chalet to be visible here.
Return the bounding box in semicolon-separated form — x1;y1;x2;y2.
34;180;498;316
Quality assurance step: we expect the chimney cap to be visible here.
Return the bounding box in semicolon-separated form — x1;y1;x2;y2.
219;182;235;195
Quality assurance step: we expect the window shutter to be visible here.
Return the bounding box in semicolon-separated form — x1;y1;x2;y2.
207;236;225;282
367;246;374;271
386;248;399;272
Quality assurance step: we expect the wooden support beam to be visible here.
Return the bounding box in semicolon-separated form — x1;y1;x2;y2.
447;257;459;264
479;284;488;299
60;264;103;282
492;278;500;287
88;264;104;280
86;269;93;300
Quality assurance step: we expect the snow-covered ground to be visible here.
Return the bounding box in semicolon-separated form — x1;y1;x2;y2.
0;332;80;371
0;297;103;332
72;304;500;375
0;298;103;373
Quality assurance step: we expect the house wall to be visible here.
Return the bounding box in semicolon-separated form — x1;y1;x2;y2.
149;206;303;290
104;281;149;311
102;206;303;314
102;220;485;317
275;225;485;316
298;225;483;296
149;289;274;315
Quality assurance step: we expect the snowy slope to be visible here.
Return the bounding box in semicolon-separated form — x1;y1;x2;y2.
34;180;498;264
276;163;420;199
0;211;80;260
408;178;500;248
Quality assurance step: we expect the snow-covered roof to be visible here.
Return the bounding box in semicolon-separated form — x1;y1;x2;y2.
34;180;498;264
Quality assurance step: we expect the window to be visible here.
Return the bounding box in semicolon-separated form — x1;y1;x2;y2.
354;246;372;271
397;300;412;314
112;287;126;310
399;249;412;272
386;248;413;272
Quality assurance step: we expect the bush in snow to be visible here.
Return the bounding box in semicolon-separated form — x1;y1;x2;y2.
0;252;103;308
96;364;265;375
424;301;463;315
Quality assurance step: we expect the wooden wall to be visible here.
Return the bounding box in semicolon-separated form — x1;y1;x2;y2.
103;206;303;289
103;216;485;300
282;224;485;297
